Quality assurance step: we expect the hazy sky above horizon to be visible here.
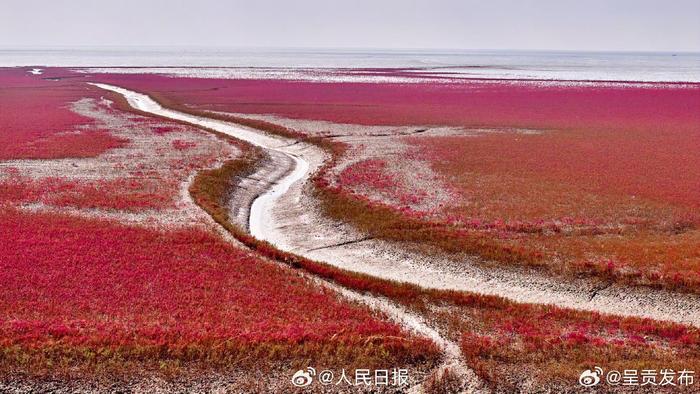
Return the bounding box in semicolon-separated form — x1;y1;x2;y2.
2;0;699;52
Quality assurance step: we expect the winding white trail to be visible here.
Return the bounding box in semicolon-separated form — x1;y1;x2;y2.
92;83;483;392
92;83;700;330
89;84;306;237
86;82;373;272
249;154;309;238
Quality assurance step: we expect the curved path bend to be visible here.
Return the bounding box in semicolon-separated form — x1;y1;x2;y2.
92;83;700;330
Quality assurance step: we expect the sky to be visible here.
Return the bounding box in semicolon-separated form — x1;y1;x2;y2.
1;0;699;52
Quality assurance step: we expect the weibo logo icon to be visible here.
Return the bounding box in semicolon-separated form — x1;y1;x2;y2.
292;367;316;387
579;367;603;387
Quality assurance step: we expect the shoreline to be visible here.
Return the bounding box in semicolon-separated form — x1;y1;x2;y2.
78;66;700;86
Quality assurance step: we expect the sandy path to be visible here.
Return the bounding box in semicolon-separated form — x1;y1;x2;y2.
91;83;700;329
92;83;483;393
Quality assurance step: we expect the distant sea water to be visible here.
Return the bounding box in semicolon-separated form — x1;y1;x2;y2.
1;47;699;83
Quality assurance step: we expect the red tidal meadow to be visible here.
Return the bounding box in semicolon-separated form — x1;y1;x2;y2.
0;174;175;212
92;73;700;289
86;73;700;210
0;207;431;372
85;73;699;129
0;69;435;376
50;70;700;390
0;69;125;160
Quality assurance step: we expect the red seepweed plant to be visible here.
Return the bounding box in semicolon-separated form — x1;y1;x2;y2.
0;69;439;380
68;70;700;390
102;72;699;291
0;207;436;375
0;68;126;160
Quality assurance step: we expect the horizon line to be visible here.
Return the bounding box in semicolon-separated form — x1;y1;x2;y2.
1;45;699;55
